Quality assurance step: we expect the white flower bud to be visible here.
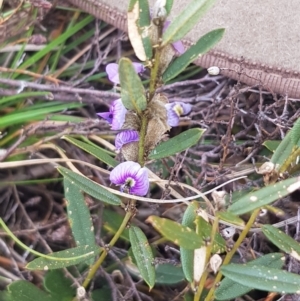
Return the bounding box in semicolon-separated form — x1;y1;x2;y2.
211;190;227;209
207;66;220;76
153;0;167;22
210;254;222;274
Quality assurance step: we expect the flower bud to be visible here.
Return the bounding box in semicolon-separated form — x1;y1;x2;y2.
209;254;222;274
153;0;167;22
207;66;220;76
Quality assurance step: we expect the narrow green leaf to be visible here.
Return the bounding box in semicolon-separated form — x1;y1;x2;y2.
5;281;55;301
129;226;155;289
64;179;97;258
215;253;284;300
156;264;185;284
221;264;300;294
138;0;152;59
291;118;300;146
0;103;82;128
180;201;199;283
216;211;245;227
146;216;204;249
149;128;205;159
263;140;281;152
62;136;118;167
44;270;75;301
17;15;94;72
119;58;147;113
26;245;100;270
0;91;51;107
262;225;300;261
163;28;225;82
57;167;121;206
270;130;294;168
165;0;174;15
228;176;300;215
195;216;226;254
162;0;216;46
182;201;199;227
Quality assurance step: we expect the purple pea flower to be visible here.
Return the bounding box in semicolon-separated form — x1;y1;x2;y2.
115;130;139;150
106;63;145;84
165;102;192;127
97;99;127;130
163;20;185;54
110;161;149;196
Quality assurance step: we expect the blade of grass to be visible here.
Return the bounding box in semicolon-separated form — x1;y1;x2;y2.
14;15;94;76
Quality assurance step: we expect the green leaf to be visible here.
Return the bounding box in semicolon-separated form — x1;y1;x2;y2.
270;130;294;169
0;91;51;108
216;211;245;227
165;0;174;15
5;281;55;301
0;102;82;128
26;245;100;270
44;270;75;301
162;0;216;46
146;216;204;249
138;0;152;60
195;216;226;254
228;176;300;215
62;136;118;167
262;225;300;261
215;253;284;300
102;209;130;241
119;58;147;113
155;264;185;284
16;15;94;72
149;128;205;160
64;179;97;265
291;118;300;146
129;226;155;289
57;167;121;206
180;202;198;283
182;201;199;227
127;0;152;60
163;28;225;82
263;140;281;152
221;264;300;294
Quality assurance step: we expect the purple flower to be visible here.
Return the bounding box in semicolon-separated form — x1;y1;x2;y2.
97;99;127;130
165;102;192;127
106;63;145;84
110;161;149;196
115;130;139;150
163;21;185;54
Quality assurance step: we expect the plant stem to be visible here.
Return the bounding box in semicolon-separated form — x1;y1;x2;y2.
138;114;148;166
149;46;162;97
80;210;133;290
194;216;219;301
204;209;260;301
